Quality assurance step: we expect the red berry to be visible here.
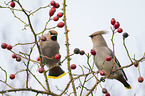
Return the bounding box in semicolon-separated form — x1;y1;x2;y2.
102;88;108;94
70;64;76;69
106;56;112;61
57;22;64;28
91;49;96;55
1;43;7;49
38;68;44;73
105;93;110;96
7;45;12;50
41;36;47;41
117;28;123;33
49;7;56;17
16;56;21;62
12;54;17;59
37;57;40;61
53;16;59;21
111;18;116;25
57;12;63;17
134;61;139;67
100;70;106;76
55;54;61;59
9;74;15;79
53;3;60;8
50;0;56;6
10;2;15;8
114;22;120;29
49;10;54;17
138;77;144;83
51;7;56;12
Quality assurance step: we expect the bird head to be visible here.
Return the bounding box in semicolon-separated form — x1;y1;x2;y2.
46;30;58;41
89;30;107;38
89;30;108;47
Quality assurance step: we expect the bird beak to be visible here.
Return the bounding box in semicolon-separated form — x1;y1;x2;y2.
50;34;57;41
89;35;94;38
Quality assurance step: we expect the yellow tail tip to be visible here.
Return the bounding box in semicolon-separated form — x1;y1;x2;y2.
125;86;132;89
48;72;66;79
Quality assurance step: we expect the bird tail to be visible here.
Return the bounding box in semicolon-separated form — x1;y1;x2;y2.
117;75;132;89
48;66;66;79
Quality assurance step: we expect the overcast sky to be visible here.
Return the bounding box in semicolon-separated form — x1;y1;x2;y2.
0;0;145;96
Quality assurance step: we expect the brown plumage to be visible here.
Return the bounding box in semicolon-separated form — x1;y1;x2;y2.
89;30;131;89
40;30;66;79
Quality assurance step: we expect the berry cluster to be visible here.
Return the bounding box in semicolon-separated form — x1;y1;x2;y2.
111;18;144;84
74;48;85;55
1;43;12;50
111;18;122;33
1;43;21;62
49;0;64;28
102;88;110;96
12;54;21;62
111;18;129;39
134;60;144;83
72;48;85;70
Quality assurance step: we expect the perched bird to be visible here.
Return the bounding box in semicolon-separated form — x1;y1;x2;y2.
40;30;66;79
89;30;131;89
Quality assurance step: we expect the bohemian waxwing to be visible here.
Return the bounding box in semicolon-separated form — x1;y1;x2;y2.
89;30;131;89
40;30;66;79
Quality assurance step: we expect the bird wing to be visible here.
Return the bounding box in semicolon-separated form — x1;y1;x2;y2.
109;48;128;81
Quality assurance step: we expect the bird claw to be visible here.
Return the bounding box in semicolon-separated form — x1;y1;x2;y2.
59;62;61;66
100;77;105;82
110;70;115;75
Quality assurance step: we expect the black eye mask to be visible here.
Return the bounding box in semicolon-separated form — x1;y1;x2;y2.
51;35;57;41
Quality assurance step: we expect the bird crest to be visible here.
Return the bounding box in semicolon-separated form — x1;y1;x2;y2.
89;30;107;38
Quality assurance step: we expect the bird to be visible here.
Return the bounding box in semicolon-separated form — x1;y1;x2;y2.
40;30;66;79
89;30;131;89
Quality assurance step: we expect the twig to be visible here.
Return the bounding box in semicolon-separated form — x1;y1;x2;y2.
23;62;46;90
15;69;26;75
16;1;50;90
63;0;77;95
123;38;133;63
110;26;116;69
0;88;58;96
29;4;50;15
11;9;28;26
26;44;35;88
60;79;73;96
0;80;14;89
60;53;74;64
0;66;7;82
